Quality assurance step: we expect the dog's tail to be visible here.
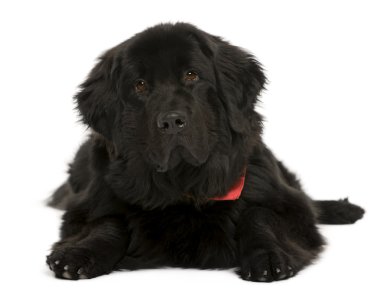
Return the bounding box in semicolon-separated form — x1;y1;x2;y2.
313;198;365;224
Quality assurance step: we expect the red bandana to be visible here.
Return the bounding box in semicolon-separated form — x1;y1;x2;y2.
210;169;246;201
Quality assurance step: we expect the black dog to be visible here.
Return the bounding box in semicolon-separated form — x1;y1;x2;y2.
47;23;364;282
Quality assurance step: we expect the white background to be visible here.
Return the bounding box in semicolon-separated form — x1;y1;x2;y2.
1;0;379;297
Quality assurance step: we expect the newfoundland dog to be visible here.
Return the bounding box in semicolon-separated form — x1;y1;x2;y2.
47;23;364;282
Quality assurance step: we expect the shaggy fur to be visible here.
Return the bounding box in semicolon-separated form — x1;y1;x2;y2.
47;23;364;282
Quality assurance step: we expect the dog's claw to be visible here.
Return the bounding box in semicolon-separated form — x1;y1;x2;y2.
62;271;72;279
79;274;88;279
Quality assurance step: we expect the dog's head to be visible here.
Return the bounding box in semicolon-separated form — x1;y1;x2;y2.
76;23;265;176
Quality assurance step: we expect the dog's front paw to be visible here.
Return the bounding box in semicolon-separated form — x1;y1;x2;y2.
238;249;298;282
46;247;105;280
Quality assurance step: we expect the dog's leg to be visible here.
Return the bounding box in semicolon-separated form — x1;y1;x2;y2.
237;192;325;282
47;216;127;280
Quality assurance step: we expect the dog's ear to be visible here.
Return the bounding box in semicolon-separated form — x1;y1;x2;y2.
75;46;122;139
211;36;266;134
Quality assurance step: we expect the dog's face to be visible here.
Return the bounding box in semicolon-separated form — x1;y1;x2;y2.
76;23;265;173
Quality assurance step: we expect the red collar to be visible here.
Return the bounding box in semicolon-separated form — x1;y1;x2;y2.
210;168;246;201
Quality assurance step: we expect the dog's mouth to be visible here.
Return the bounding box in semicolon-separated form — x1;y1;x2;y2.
145;121;212;172
148;143;209;173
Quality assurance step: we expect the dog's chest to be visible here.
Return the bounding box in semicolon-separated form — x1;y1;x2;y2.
125;203;240;268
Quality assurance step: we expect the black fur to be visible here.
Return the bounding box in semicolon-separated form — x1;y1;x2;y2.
46;23;364;282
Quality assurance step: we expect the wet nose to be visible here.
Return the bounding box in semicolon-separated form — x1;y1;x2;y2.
157;111;187;134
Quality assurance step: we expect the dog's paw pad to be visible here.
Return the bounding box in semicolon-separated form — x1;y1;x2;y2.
46;247;98;280
239;249;299;282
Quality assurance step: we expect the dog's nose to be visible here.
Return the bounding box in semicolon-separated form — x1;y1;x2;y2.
157;111;187;134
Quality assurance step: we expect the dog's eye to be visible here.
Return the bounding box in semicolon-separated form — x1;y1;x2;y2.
184;71;199;82
135;80;148;93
